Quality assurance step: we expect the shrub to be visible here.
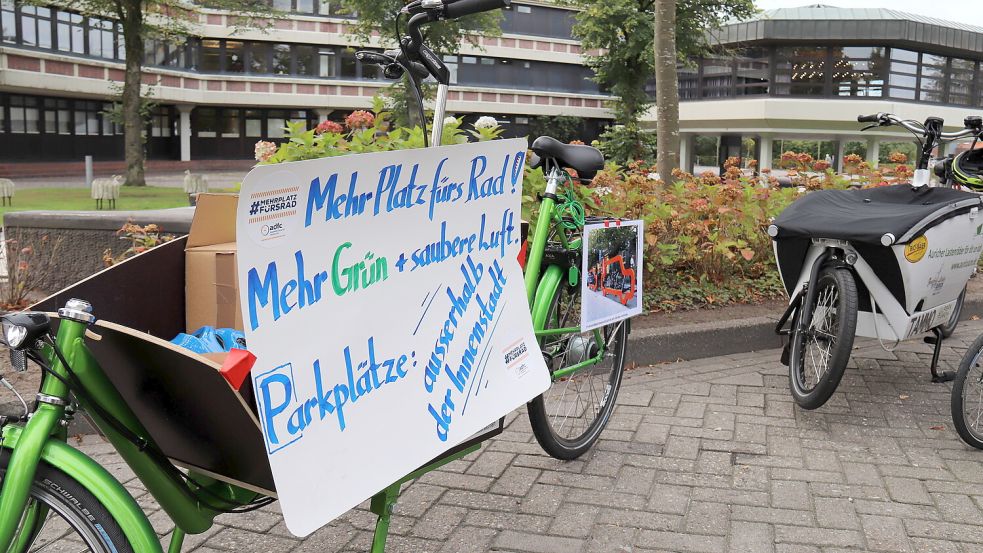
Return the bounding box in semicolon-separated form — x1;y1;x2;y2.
584;163;801;310
256;110;865;313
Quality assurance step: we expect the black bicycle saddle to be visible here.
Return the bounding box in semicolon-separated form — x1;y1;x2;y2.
531;136;604;179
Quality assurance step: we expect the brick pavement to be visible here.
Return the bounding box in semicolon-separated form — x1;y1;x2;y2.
33;320;983;552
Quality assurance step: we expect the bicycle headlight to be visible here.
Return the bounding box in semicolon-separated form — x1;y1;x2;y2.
2;320;27;350
0;312;51;351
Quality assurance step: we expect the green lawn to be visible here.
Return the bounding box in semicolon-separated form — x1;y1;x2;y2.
0;187;234;223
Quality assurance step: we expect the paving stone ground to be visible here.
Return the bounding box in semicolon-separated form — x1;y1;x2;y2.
34;319;983;552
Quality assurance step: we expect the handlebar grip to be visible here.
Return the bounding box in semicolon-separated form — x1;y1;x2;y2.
857;114;881;123
444;0;511;19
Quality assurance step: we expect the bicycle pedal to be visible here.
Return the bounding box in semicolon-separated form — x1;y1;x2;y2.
924;335;938;345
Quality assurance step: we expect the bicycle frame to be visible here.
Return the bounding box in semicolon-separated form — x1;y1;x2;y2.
0;310;264;553
523;168;610;381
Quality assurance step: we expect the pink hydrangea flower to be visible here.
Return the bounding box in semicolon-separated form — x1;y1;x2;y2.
315;120;343;134
345;110;375;130
254;140;278;162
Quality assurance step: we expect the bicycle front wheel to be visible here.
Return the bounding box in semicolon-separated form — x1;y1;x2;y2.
528;279;627;460
788;266;857;410
951;333;983;449
0;450;136;553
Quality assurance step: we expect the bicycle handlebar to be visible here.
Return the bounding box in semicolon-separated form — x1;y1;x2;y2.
444;0;511;19
858;113;980;140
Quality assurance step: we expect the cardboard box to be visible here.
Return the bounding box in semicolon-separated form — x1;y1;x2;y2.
185;194;242;332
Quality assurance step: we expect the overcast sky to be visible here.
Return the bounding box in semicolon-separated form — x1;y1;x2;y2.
753;1;983;27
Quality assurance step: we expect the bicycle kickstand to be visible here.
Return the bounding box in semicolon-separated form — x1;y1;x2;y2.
925;327;954;383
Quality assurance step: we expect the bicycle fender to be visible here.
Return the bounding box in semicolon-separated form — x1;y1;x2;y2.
1;425;163;553
531;264;566;331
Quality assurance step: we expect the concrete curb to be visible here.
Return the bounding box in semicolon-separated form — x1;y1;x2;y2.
626;296;983;365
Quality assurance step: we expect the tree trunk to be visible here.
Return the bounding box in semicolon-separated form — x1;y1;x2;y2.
653;0;680;181
122;0;146;186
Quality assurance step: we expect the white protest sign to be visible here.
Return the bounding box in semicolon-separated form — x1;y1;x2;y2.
236;138;550;536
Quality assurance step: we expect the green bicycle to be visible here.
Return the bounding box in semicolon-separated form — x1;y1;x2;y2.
523;138;629;460
0;1;630;551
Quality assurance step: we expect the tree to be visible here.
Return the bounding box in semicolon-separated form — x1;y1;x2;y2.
653;0;678;179
529;115;586;143
568;0;755;163
340;0;503;126
65;0;275;186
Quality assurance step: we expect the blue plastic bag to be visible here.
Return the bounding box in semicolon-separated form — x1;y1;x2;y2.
171;326;245;354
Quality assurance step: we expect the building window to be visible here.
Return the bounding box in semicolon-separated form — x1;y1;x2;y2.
774;46;827;96
150;107;172;137
245;110;263;137
701;58;733;98
72;100;102;136
42;97;71;134
296;0;315;13
888;48;919;101
295;44;317;76
272;44;291;75
195;108;218;138
87;18;115;59
225;40;245;73
919;53;948;103
9;95;39;134
1;0;14;44
734;48;769;96
56;11;84;54
200;39;221;72
20;5;53;49
335;48;355;78
267;110;286;138
831;46;885;98
145;38;167;66
319;47;337;77
950;58;976;106
249;42;271;73
221;109;240;138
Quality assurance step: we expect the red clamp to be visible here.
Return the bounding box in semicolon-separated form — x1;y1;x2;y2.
220;349;257;391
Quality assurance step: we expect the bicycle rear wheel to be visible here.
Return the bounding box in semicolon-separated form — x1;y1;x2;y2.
0;450;136;553
528;279;627;460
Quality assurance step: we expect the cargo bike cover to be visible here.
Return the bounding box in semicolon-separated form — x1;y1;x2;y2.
772;185;982;245
771;185;983;302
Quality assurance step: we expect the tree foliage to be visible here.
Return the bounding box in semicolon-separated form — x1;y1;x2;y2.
528;115;586;143
52;0;277;185
566;0;755;161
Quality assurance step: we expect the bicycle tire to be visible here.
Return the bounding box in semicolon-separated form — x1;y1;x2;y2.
939;286;967;339
788;266;858;410
0;449;136;553
951;333;983;449
528;279;627;460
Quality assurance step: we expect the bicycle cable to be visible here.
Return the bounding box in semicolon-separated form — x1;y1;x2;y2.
37;339;275;513
395;12;429;147
554;170;585;232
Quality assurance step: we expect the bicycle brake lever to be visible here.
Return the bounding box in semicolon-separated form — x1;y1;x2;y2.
860;124;879;132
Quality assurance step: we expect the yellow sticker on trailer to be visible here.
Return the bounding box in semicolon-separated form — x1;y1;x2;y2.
905;235;928;263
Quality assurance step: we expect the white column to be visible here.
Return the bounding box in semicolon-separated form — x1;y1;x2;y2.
866;136;880;167
758;135;773;171
314;108;333;121
836;139;846;172
679;134;693;173
177;105;193;162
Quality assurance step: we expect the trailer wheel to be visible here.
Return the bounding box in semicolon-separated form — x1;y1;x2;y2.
788;266;858;410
